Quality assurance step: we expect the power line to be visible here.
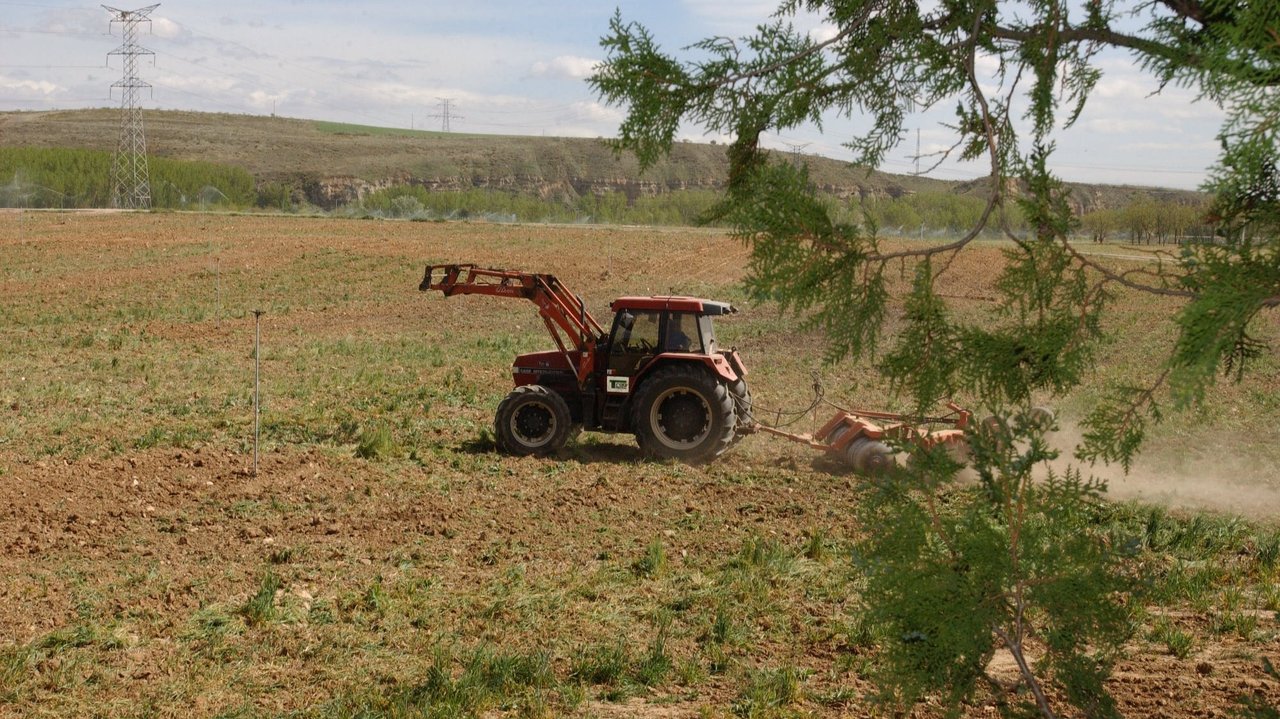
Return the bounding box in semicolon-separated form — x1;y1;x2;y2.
2;27;106;38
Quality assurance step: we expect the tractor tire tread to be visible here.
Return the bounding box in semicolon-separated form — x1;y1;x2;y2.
632;364;736;465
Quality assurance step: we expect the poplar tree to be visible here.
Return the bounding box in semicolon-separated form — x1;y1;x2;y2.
592;2;1278;716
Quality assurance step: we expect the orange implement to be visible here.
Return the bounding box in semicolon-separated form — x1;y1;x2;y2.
755;401;972;475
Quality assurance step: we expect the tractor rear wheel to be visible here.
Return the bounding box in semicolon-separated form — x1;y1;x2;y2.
728;378;754;447
845;437;894;476
633;364;736;464
494;385;572;456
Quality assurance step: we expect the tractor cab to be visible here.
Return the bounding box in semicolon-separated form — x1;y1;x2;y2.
603;296;738;390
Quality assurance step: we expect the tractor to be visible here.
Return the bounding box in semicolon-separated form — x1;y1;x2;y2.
419;264;753;464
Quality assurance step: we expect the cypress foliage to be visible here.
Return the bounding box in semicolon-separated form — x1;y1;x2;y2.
592;1;1279;715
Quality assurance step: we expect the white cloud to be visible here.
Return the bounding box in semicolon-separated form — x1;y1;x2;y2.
153;71;238;94
681;0;777;33
36;9;101;35
808;23;839;43
151;18;190;41
0;77;61;96
1093;75;1158;100
530;55;600;80
1125;140;1219;153
570;100;624;124
247;89;288;111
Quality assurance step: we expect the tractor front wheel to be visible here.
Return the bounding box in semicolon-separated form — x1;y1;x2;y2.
494;385;572;456
633;365;736;464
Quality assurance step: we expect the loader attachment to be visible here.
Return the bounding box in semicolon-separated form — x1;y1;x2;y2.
420;263;607;386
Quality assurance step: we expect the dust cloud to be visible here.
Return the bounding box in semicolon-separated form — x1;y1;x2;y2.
1047;421;1280;521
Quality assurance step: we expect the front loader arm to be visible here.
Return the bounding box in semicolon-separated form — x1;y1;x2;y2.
419;264;607;386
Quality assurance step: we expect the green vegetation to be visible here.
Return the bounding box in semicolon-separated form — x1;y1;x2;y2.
239;570;282;627
0;147;255;209
3;492;1271;717
353;184;725;226
312;120;447;139
1081;199;1215;245
864;190;1003;235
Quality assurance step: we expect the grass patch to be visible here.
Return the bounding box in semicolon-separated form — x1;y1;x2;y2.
316;644;558;718
240;570;282;626
632;539;667;579
355;423;400;460
1149;617;1196;659
570;642;631;686
732;666;805;718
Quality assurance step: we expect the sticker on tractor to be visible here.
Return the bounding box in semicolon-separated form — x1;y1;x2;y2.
607;376;630;394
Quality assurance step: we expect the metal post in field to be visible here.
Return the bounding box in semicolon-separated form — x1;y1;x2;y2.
253;309;264;475
215;256;221;326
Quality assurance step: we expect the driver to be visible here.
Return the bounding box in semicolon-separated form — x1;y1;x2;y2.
666;313;695;352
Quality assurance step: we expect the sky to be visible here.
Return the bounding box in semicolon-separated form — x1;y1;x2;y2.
0;0;1226;190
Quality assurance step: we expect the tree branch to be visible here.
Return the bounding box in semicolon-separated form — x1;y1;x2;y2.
1062;241;1197;299
992;624;1058;719
869;13;1006;264
988;23;1186;67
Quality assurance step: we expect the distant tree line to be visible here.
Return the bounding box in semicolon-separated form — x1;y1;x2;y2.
860;191;1213;243
0;147;1215;242
1078;199;1215;244
351;184;725;226
863;191;1007;235
0;147;255;209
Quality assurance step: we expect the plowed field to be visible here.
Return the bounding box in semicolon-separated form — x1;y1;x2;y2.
1;211;1276;717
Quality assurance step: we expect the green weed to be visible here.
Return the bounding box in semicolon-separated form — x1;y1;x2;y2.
802;530;828;561
634;619;673;687
730;535;794;575
570;642;630;686
355;423;399;460
319;644;556;718
362;578;390;616
732;666;805;718
1256;530;1280;572
632;539;667;579
1149;617;1195;659
706;607;743;647
240;570;282;626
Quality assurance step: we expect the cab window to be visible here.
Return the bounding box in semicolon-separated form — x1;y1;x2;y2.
616;310;660;353
697;314;718;354
609;309;661;374
664;312;702;353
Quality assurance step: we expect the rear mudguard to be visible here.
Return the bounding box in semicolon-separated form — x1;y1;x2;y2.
634;352;740;386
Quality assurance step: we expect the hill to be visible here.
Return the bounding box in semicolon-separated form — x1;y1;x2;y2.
0;108;1203;212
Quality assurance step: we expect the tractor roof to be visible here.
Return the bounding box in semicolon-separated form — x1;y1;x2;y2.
610;296;737;315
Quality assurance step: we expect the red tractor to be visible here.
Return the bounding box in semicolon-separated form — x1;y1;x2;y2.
420;264;753;463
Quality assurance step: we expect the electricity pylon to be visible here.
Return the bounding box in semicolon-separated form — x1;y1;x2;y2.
104;4;159;210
